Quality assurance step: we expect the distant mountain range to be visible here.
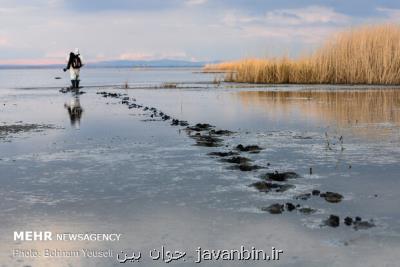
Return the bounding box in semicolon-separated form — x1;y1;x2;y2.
0;59;218;69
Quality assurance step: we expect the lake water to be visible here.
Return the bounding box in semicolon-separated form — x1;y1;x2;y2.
1;68;400;267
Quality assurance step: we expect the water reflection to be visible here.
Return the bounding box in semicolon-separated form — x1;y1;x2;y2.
65;93;84;128
237;89;400;137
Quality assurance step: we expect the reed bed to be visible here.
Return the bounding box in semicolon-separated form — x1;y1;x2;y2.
204;24;400;84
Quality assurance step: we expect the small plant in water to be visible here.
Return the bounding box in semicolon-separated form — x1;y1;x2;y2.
325;132;332;150
162;82;177;88
123;81;129;89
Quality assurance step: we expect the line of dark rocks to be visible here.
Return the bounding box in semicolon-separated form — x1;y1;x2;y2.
94;90;375;231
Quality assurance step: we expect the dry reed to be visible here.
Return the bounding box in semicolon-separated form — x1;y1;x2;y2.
204;24;400;84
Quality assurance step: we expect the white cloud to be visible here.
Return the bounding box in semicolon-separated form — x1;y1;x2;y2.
119;51;189;61
265;6;349;25
377;7;400;22
0;36;9;46
185;0;207;6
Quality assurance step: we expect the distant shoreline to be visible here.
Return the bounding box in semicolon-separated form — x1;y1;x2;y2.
0;65;206;70
0;59;216;70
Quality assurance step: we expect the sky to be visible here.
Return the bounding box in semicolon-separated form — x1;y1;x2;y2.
0;0;400;65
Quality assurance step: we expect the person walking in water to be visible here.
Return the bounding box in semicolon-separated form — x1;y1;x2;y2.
64;48;83;88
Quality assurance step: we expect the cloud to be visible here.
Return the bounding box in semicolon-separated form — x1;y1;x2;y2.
185;0;208;6
63;0;181;12
264;6;350;25
0;36;9;46
219;6;349;47
1;1;400;64
377;7;400;22
119;51;189;61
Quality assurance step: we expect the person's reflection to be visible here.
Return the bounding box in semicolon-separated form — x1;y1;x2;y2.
65;93;84;128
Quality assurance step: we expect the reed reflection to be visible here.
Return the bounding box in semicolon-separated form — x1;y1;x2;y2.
237;89;400;137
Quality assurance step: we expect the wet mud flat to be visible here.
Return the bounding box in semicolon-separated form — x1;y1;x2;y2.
94;89;383;231
1;80;400;266
0;123;57;140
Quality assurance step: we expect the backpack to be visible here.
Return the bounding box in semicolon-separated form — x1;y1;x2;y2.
71;55;82;69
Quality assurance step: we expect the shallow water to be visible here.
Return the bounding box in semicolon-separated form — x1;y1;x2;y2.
0;68;400;267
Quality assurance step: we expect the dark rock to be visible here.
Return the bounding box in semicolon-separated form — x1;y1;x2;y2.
208;151;239;157
321;192;343;203
143;107;149;111
236;144;263;153
285;203;296;211
324;215;340;227
312;190;320;196
262;171;300;182
355;216;362;222
122;96;129;101
262;204;284;214
344;217;353;226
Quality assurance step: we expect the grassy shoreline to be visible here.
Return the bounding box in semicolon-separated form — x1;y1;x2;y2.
205;24;400;85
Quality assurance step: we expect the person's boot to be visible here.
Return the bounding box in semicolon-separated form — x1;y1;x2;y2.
70;80;75;89
76;80;80;88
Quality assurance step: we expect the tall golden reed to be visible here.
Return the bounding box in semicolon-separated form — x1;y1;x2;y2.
204;24;400;84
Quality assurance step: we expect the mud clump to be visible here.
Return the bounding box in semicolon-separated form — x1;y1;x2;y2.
231;164;262;172
250;181;295;193
262;171;300;182
208;151;239;157
162;115;171;121
343;216;375;230
97;91;122;98
236;144;263;153
294;193;311;200
285;203;296;211
191;134;223;147
312;190;320;196
298;207;317;215
186;123;214;132
209;129;234;136
324;215;340;227
344;217;353;226
353;220;375;230
0;124;56;140
320;192;343;203
222;156;251;164
171;119;189;126
262;203;284;214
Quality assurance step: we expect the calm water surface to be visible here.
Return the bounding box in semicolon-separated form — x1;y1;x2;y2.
0;68;400;267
